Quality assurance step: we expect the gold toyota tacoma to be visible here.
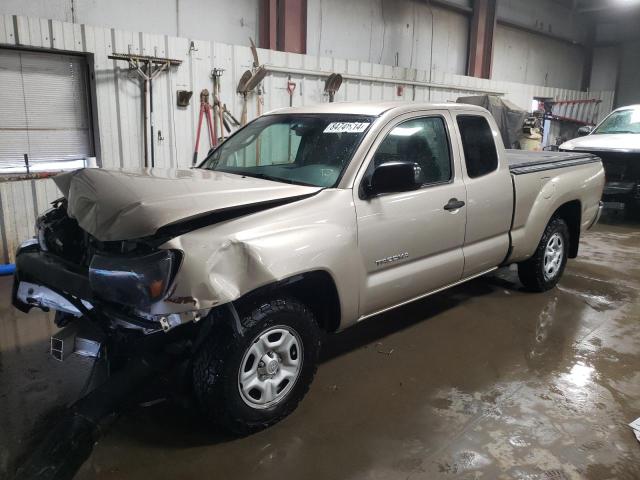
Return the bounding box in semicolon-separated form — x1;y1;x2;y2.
12;102;604;435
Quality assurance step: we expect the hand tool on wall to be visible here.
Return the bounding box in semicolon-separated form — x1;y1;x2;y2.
211;75;219;143
250;39;265;118
236;66;267;126
193;89;215;166
237;70;252;126
108;53;182;168
287;76;296;107
214;101;241;135
324;73;343;102
211;68;225;142
223;105;240;129
236;38;269;126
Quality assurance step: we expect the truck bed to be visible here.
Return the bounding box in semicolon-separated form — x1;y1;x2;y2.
507;150;600;175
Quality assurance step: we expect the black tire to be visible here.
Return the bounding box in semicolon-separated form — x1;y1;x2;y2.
517;216;569;292
192;297;321;436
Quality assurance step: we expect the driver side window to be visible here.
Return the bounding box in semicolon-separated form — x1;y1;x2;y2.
365;116;452;186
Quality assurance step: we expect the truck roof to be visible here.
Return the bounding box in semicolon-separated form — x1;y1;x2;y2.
266;101;489;117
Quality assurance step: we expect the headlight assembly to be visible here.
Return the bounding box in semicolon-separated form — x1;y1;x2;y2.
89;250;181;309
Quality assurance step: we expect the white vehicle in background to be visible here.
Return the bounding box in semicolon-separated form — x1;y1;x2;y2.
560;105;640;212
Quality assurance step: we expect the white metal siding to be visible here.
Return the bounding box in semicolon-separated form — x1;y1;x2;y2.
0;48;93;171
0;48;28;168
0;14;616;263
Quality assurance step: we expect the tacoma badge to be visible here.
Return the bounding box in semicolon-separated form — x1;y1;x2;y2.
375;252;409;267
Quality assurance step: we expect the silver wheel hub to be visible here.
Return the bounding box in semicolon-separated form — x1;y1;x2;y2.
238;326;302;409
543;232;564;281
258;353;281;377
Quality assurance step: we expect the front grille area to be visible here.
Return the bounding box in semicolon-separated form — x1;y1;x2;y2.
37;201;89;265
589;151;640;183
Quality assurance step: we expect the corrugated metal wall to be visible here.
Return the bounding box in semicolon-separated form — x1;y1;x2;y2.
0;14;615;263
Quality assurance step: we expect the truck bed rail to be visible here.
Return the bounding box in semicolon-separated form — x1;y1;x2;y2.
507;150;600;175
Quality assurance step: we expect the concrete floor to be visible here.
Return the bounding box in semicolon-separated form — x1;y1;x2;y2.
1;210;640;480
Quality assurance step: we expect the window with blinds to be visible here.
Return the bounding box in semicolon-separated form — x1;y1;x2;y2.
0;48;94;175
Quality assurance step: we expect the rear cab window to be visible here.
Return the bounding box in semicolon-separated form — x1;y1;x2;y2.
456;115;499;178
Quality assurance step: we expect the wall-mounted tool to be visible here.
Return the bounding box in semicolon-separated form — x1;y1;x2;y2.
214;102;241;135
222;104;241;131
193;89;215;166
287;76;296;107
236;66;267;125
236;38;268;126
237;70;253;126
324;73;342;102
177;90;193;107
250;38;266;118
109;53;182;168
211;68;225;142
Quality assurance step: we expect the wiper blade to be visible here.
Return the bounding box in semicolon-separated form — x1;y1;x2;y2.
241;172;291;183
220;170;297;185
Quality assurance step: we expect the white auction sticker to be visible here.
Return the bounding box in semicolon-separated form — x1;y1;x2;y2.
323;122;369;133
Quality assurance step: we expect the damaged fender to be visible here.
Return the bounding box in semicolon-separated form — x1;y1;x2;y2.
160;189;361;329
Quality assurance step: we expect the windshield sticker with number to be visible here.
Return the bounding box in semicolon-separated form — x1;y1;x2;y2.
323;122;370;133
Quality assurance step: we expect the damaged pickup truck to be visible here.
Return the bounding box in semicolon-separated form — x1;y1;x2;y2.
13;102;604;435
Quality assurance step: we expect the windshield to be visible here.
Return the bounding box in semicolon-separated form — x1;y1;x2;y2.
199;114;374;187
593;108;640;134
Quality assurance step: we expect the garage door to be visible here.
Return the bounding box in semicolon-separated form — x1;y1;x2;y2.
0;48;94;174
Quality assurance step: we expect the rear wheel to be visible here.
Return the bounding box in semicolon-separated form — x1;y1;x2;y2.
518;216;569;292
192;297;321;435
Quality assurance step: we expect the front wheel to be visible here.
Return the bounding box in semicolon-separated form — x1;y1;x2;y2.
518;216;569;292
192;297;321;435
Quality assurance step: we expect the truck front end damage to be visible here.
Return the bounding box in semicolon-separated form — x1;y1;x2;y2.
13;200;211;360
12;200;214;480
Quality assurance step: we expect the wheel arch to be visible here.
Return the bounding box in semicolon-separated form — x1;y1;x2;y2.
553;200;581;258
235;270;342;333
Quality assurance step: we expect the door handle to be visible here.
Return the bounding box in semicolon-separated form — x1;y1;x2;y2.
444;198;465;211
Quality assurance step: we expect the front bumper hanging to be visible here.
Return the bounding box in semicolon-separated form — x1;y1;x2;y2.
12;239;93;314
12;240;210;335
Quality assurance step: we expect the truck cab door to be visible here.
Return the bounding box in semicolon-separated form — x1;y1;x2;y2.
452;112;514;277
353;111;467;318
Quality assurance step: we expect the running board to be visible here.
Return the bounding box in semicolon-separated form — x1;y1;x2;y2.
358;267;498;322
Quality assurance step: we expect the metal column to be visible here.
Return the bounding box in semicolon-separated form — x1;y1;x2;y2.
467;0;497;79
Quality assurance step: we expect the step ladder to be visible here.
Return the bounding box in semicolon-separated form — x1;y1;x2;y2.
548;99;602;126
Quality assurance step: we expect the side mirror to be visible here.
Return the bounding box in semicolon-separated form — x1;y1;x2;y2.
366;162;421;197
577;125;593;136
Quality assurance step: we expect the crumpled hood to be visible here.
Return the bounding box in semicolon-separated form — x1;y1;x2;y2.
53;168;321;241
560;133;640;153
